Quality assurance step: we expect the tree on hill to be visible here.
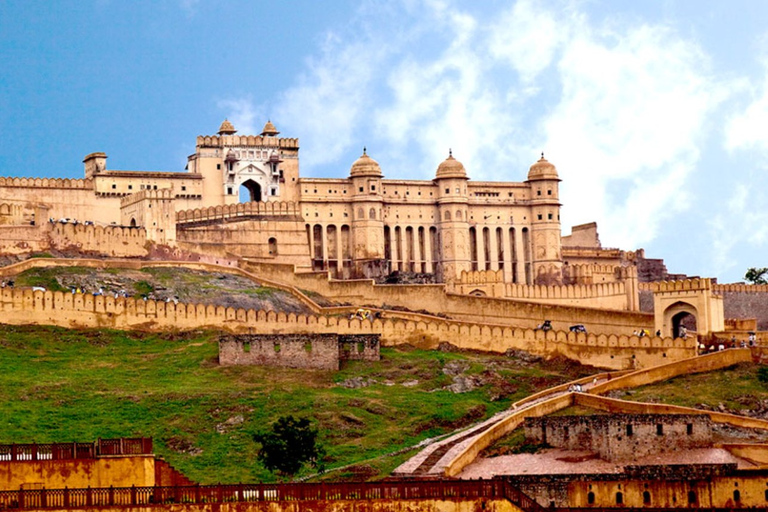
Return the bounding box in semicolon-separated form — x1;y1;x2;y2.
253;415;324;476
745;267;768;285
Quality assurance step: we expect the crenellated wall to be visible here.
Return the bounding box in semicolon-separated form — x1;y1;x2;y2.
48;223;148;257
176;201;301;224
0;177;93;189
0;286;693;371
241;260;654;335
196;135;300;149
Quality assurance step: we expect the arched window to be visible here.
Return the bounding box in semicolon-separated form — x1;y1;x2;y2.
615;492;623;505
455;210;462;220
369;208;376;220
688;491;697;504
357;208;364;219
643;491;651;505
130;218;137;227
734;490;741;503
444;211;451;221
268;237;277;256
587;492;595;505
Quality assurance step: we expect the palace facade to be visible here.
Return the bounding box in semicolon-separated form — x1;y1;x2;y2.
0;120;564;283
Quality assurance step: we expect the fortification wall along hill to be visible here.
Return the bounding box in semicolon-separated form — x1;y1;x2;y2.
0;287;693;370
241;260;653;336
448;269;632;310
48;223;148;257
443;349;752;477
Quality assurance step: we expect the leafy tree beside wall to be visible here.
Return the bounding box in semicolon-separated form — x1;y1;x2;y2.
745;267;768;285
254;415;325;476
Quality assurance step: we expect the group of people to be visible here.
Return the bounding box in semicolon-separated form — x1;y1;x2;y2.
698;333;760;354
49;218;95;226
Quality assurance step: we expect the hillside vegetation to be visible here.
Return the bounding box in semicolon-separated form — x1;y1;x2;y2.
12;266;316;313
613;362;768;418
0;325;595;483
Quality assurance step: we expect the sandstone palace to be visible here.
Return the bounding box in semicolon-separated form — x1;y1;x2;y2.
0;119;569;284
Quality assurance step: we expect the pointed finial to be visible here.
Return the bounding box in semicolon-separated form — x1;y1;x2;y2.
449;148;453;157
541;151;544;159
363;146;367;155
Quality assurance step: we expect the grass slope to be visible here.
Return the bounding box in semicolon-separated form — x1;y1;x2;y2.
0;325;594;483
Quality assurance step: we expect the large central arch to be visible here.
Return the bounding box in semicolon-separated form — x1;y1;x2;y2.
240;179;262;203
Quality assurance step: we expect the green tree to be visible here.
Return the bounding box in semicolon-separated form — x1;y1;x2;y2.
745;267;768;285
254;415;324;476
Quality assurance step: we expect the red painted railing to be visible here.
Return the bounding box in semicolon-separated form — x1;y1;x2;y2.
0;438;152;462
0;479;544;511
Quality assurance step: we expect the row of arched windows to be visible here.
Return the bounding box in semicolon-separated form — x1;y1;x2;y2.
585;489;760;506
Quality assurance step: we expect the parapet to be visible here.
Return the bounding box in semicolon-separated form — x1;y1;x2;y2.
176;201;300;223
649;278;715;293
0;177;93;190
196;135;299;149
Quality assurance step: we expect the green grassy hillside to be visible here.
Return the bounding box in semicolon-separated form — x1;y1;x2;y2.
0;325;595;483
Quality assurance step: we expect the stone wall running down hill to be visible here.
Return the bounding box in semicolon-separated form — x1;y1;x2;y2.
0;286;693;370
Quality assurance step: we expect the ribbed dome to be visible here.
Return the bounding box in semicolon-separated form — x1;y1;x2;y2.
527;154;559;181
218;119;237;135
261;120;280;137
350;148;382;178
435;151;467;179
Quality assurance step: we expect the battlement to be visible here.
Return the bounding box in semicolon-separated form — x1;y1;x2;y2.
649;278;715;293
0;285;694;370
715;283;768;293
0;177;93;190
120;189;175;207
196;135;299;149
176;201;301;223
49;223;147;257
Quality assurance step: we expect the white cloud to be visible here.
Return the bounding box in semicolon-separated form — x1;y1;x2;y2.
217;97;261;137
543;21;726;249
262;0;732;257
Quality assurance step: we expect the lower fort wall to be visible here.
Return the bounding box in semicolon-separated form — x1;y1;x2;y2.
0;456;156;491
524;414;711;462
443;350;753;477
241;261;654;336
48;223;148;257
177;218;311;267
0;287;693;371
0;499;521;512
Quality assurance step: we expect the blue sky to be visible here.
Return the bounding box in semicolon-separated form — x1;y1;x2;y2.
1;0;768;283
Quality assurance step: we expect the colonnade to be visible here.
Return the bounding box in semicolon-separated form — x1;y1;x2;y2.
306;223;533;283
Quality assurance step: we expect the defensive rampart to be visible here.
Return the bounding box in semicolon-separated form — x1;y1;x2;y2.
0;479;531;512
442;350;752;477
0;258;692;369
176;201;301;224
0;287;693;370
241;260;654;336
0;177;93;189
48;223;148;257
449;269;632;310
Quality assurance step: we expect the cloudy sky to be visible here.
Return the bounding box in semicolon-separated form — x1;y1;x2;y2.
1;0;767;282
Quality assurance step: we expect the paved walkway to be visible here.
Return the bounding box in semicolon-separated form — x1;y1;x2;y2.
392;376;608;477
458;447;756;479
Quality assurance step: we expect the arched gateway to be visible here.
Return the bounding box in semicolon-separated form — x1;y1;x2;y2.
652;279;724;338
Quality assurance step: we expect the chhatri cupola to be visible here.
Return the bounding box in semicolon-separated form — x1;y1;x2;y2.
261;120;280;137
217;119;237;135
